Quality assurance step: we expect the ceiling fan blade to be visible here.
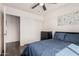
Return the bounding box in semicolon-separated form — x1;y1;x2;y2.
32;3;39;9
43;4;46;11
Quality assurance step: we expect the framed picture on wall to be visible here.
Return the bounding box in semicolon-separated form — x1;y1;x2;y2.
58;11;79;26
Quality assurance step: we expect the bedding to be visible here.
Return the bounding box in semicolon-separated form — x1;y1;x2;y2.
21;32;79;56
22;39;71;56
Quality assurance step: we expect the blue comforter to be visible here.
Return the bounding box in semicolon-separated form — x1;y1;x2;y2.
22;39;71;56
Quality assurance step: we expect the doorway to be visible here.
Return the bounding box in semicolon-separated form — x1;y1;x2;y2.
6;14;20;56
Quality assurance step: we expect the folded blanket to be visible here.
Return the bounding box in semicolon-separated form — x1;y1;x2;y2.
56;44;79;56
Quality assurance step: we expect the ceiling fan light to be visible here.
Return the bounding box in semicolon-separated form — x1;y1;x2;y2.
40;3;44;6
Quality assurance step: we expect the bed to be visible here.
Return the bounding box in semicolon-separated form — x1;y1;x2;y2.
21;32;79;56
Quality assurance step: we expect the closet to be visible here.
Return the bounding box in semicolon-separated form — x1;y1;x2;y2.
6;14;20;56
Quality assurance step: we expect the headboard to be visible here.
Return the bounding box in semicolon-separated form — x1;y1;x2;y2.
54;32;79;44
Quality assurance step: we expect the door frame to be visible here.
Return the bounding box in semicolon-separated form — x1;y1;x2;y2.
3;7;21;56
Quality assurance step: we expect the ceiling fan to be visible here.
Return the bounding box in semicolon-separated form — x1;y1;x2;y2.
32;3;56;11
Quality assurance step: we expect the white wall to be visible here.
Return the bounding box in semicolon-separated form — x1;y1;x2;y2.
20;16;42;45
6;14;20;43
4;6;43;46
43;4;79;34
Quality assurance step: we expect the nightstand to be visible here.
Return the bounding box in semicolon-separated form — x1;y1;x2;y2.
41;31;52;40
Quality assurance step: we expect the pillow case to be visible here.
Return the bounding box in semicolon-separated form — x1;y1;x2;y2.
54;32;79;44
54;32;66;41
65;33;79;44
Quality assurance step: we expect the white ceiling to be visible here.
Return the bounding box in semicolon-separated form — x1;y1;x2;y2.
2;3;67;16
